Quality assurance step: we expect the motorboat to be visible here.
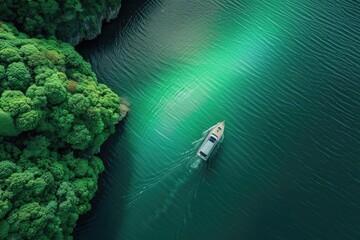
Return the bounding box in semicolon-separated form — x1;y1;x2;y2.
197;121;225;161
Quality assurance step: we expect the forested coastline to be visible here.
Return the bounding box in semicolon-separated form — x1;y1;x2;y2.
0;0;122;45
0;1;124;239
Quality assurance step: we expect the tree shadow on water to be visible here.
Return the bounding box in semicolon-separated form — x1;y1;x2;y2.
74;119;134;240
76;0;151;57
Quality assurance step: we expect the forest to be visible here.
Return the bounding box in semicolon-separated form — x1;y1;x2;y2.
0;0;122;44
0;17;121;240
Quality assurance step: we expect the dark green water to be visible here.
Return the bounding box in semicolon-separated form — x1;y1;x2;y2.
74;1;360;239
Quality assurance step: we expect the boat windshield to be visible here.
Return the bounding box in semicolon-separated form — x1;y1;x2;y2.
200;151;207;157
218;127;222;130
209;136;216;143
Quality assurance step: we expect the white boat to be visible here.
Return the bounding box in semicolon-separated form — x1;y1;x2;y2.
197;121;225;161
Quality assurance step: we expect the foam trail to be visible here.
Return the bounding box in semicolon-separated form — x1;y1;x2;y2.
147;156;203;222
190;158;202;169
148;124;225;228
122;134;205;211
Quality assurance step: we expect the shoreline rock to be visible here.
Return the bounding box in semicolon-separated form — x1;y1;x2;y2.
117;97;130;123
56;2;122;46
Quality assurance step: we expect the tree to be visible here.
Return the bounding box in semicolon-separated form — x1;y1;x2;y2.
27;52;52;68
49;162;66;181
0;160;18;179
25;85;47;108
73;159;89;177
21;136;51;160
19;44;40;57
6;61;31;91
34;66;57;85
48;107;74;137
44;76;67;105
89;156;104;177
68;93;90;115
65;124;92;150
0;109;19;136
45;50;61;64
26;177;47;196
0;47;22;63
66;79;77;92
5;171;34;196
0;90;32;117
15;110;42;132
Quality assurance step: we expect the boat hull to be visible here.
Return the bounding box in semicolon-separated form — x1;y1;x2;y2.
197;121;225;161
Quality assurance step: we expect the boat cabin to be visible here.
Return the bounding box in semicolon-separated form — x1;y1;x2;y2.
198;135;218;159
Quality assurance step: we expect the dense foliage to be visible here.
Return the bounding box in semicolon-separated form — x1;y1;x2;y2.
0;0;121;41
0;23;121;239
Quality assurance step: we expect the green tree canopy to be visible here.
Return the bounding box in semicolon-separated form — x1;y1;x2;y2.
6;61;31;91
0;109;19;136
0;22;122;239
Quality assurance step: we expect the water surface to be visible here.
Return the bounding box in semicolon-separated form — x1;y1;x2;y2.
75;1;360;239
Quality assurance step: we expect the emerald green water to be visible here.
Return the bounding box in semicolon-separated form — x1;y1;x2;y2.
75;1;360;239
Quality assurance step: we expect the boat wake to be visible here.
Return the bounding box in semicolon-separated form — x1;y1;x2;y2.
118;124;224;213
190;158;201;169
147;124;225;237
120;134;206;210
105;124;225;239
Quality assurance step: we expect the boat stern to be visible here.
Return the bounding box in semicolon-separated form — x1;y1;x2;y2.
197;152;207;161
